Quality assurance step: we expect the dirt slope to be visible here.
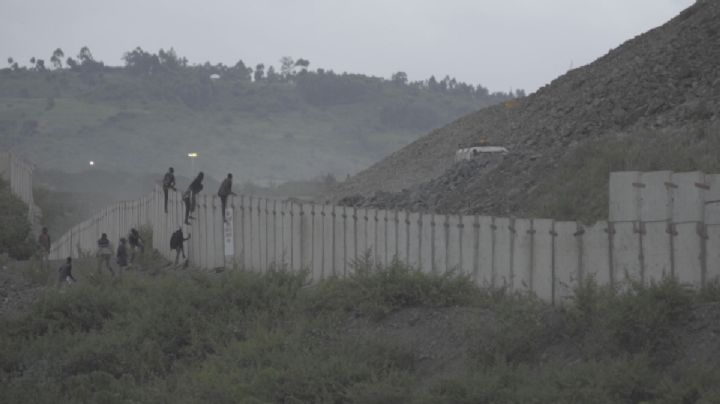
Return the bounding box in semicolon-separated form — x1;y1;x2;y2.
333;0;720;218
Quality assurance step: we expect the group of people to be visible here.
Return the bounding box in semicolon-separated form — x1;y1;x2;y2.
162;167;236;266
54;228;145;285
96;228;145;276
162;168;237;225
47;168;239;286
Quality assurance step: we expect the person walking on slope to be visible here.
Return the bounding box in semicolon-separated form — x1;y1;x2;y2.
170;227;191;265
57;257;76;285
116;238;129;271
218;173;237;222
162;167;176;213
96;233;115;275
128;228;144;263
38;227;51;268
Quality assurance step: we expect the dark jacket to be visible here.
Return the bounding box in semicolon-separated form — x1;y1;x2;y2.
163;172;176;190
171;229;191;249
38;233;51;252
218;177;233;197
129;230;142;248
58;262;74;282
97;237;112;256
117;243;129;266
189;175;204;194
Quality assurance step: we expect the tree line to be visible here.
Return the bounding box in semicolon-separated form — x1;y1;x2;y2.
4;46;525;100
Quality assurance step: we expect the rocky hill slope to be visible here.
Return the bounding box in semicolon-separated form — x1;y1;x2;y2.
334;0;720;221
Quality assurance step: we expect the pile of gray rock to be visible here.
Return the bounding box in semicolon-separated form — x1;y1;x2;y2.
334;0;720;218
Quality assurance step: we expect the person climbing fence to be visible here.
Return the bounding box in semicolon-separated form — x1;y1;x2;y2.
170;227;191;266
162;167;176;214
183;172;204;225
189;172;204;211
183;189;193;225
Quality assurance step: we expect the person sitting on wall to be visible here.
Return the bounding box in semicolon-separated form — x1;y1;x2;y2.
218;173;237;223
96;233;115;276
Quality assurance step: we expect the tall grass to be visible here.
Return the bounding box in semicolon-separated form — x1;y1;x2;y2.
2;260;720;403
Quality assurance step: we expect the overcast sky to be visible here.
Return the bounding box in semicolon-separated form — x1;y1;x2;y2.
1;0;694;93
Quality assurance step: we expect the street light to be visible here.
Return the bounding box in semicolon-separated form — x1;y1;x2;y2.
188;152;198;176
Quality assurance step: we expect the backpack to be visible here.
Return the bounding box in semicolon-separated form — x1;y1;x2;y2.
170;230;182;249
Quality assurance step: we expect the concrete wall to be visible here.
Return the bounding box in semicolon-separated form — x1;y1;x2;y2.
608;171;718;285
0;152;41;226
47;170;720;303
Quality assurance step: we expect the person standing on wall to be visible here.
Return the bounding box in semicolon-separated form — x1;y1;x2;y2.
162;167;176;214
96;233;115;276
38;227;51;268
218;173;237;223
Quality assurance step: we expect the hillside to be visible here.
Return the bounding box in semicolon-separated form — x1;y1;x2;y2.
334;0;720;222
0;177;34;259
0;52;512;185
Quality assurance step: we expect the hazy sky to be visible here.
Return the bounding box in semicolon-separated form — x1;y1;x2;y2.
1;0;694;93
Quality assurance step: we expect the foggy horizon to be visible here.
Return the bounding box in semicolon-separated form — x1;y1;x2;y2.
1;0;694;94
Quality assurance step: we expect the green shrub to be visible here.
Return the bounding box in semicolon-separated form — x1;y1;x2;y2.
695;279;720;303
2;262;720;403
468;294;553;366
309;254;480;319
425;356;663;404
23;285;123;336
567;277;692;361
0;177;35;259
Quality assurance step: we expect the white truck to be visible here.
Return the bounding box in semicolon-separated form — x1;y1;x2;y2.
455;145;508;162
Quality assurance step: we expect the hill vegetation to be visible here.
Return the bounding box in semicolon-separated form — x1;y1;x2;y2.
2;255;720;403
0;178;35;259
0;47;514;184
334;0;720;223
